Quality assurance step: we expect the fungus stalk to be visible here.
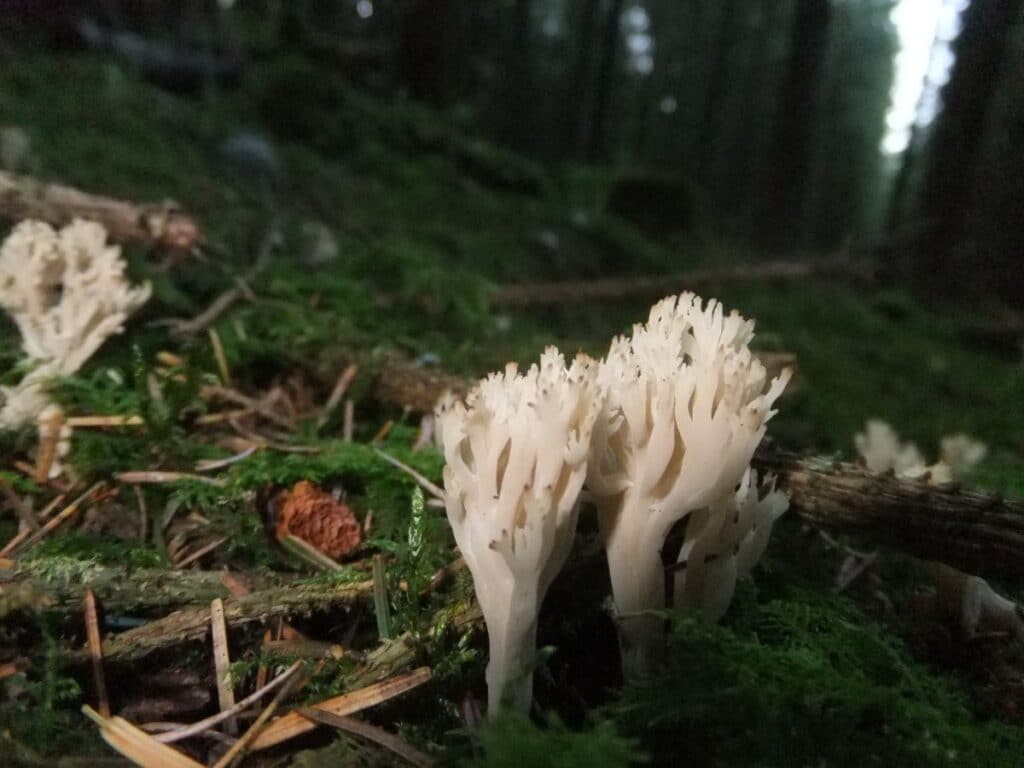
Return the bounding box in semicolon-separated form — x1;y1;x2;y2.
588;293;789;677
436;348;601;713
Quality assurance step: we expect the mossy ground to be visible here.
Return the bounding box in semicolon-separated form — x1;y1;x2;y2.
0;51;1022;766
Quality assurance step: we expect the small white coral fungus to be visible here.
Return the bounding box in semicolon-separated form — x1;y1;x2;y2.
673;468;788;621
588;293;790;676
0;219;151;428
435;347;602;713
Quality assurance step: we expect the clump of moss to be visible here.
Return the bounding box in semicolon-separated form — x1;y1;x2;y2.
461;710;643;768
609;590;1024;767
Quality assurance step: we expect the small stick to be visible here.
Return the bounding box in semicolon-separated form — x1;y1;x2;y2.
84;589;110;717
156;662;303;744
194;408;254;425
372;554;391;640
212;663;305;768
115;471;226;487
318;364;359;430
132;485;147;542
373;448;444;501
0;475;39;530
0;493;65;558
14;482;103;556
343;399;355;442
297;708;435;767
370;420;394;444
83;706;205;768
280;534;345;572
209;328;232;387
202;385;295;430
35;408;64;483
156;351;185;367
65;415;145;427
210;598;238;736
251;667;432;751
195;445;258;472
174;537;228;569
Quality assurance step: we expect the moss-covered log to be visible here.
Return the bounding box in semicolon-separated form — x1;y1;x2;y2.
65;576;373;665
758;452;1024;582
0;562;298;618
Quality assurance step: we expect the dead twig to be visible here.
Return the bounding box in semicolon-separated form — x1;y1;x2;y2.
174;537;228;569
251;667;432;751
84;589;110;718
115;471;226;488
13;482;104;557
210;598;238;736
318;363;359;430
0;475;39;531
155;661;304;744
373;448;444;501
297;707;436;767
213;662;305;768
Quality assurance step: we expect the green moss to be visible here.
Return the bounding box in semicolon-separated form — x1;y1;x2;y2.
610;592;1024;767
462;711;644;768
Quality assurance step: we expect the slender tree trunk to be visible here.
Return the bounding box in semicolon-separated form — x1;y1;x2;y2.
562;0;601;157
915;0;1024;290
588;0;626;161
695;0;740;186
760;0;832;250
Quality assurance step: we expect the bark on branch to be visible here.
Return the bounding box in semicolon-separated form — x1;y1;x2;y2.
757;452;1024;582
0;170;200;250
490;258;875;308
65;577;373;665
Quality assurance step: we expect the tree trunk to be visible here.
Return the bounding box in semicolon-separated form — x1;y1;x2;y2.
760;0;832;250
562;0;601;157
695;0;740;186
914;0;1024;292
587;0;626;161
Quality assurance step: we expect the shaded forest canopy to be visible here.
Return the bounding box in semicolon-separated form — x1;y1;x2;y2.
0;1;1023;767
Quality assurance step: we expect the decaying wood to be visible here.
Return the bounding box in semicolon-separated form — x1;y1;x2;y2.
1;564;298;618
63;577;374;665
0;170;199;250
372;352;795;413
491;257;876;308
757;452;1024;582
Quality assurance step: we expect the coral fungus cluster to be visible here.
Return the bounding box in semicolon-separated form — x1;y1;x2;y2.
436;292;791;711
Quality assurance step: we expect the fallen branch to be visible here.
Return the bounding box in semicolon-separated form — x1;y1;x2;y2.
757;452;1024;582
491;258;876;308
372;353;795;414
65;577;374;665
0;170;199;250
1;564;298;618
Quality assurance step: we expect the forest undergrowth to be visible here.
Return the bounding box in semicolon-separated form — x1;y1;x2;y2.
0;53;1022;767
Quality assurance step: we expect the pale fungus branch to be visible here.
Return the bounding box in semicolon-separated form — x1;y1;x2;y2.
435;347;602;713
588;293;790;677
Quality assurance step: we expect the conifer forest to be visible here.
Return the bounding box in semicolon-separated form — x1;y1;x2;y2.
0;2;1023;766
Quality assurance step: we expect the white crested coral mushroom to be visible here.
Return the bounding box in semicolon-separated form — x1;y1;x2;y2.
0;219;151;429
854;420;987;484
588;293;790;676
435;347;602;713
673;468;788;622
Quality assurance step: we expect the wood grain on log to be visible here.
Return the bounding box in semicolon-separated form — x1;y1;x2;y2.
757;452;1024;583
0;170;199;249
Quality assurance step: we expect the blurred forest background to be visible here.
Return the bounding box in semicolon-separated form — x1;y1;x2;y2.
2;0;1022;306
2;2;1024;766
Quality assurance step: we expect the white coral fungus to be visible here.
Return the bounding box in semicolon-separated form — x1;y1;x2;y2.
0;219;151;429
588;293;790;676
673;468;788;622
436;347;602;713
854;420;987;484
